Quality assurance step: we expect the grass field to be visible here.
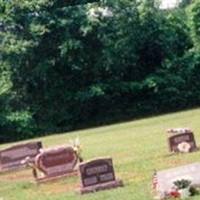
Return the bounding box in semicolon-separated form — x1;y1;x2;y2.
0;108;200;200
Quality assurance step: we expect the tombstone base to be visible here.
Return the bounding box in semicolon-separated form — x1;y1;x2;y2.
0;164;27;174
35;170;77;184
78;179;123;194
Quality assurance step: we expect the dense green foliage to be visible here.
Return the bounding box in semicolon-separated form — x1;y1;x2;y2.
0;0;200;142
0;108;200;200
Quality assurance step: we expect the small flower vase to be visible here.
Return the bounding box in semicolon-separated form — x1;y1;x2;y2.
178;187;190;199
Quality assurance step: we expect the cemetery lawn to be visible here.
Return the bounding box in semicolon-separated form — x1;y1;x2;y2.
0;108;200;200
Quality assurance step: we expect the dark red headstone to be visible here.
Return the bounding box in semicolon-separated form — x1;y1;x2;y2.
0;141;42;171
35;146;78;182
78;157;123;194
168;132;197;152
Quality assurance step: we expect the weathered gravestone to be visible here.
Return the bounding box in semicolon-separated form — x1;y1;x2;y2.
0;141;42;171
167;128;197;152
35;146;78;183
78;157;123;194
155;162;200;196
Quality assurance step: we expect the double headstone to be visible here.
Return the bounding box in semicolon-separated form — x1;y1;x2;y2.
35;146;78;183
78;157;123;194
167;128;197;152
0;141;42;171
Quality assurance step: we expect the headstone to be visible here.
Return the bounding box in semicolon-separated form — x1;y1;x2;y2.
0;141;42;171
155;162;200;196
167;128;197;152
78;157;123;194
35;146;78;183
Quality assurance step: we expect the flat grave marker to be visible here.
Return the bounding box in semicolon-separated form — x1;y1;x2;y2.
35;146;78;183
0;141;42;171
78;157;123;194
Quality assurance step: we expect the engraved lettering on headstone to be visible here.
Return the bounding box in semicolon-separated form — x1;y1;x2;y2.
174;135;190;143
86;165;108;175
100;173;114;182
84;176;98;186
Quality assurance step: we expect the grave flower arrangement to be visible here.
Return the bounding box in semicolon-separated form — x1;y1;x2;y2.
152;175;199;200
177;142;191;153
69;137;83;162
167;127;192;134
167;179;192;199
168;189;180;198
21;156;39;178
173;179;191;190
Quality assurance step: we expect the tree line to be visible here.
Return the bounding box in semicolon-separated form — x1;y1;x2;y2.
0;0;200;143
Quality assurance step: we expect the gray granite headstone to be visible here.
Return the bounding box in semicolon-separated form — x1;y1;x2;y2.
156;162;200;194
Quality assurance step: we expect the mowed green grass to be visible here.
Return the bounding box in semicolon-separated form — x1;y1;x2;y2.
0;108;200;200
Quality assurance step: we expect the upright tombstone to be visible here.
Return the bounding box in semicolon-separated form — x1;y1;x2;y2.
35;146;78;183
78;157;123;194
154;162;200;197
0;141;42;171
167;127;197;152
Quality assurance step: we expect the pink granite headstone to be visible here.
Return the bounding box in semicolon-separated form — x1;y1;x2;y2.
35;146;78;182
0;141;42;171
